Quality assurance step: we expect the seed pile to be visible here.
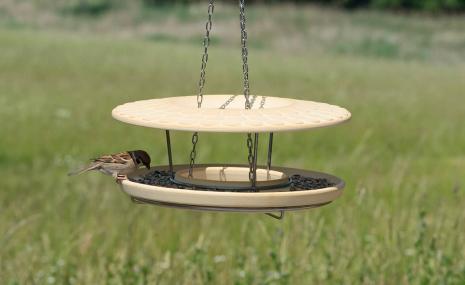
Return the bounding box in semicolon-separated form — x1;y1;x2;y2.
289;174;334;190
131;170;187;189
130;170;335;191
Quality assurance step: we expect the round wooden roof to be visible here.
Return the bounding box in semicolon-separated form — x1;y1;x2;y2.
112;95;351;133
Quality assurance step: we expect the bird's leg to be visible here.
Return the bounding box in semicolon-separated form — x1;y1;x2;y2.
115;174;127;184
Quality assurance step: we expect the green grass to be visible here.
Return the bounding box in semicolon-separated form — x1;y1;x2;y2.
1;6;465;284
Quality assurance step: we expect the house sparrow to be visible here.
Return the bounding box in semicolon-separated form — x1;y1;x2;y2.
68;150;151;181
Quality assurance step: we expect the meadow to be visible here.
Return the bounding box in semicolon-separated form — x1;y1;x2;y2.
1;2;465;284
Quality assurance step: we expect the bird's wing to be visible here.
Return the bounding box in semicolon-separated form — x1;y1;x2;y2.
93;152;132;165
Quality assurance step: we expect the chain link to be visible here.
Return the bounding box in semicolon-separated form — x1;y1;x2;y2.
189;0;214;178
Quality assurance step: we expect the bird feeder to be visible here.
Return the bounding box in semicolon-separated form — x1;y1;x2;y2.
112;1;351;219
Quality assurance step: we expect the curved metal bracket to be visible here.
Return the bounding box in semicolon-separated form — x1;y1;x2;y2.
265;210;285;220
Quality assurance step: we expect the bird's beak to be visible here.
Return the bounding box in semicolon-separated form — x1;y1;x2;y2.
144;163;150;170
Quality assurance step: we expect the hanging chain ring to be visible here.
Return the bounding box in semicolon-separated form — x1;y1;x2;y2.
189;0;215;178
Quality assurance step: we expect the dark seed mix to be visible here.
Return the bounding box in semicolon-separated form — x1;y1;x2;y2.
130;170;186;189
130;171;335;191
289;174;335;191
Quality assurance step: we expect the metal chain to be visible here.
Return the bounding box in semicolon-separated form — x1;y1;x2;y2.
246;133;254;182
219;94;259;109
239;0;251;110
219;95;237;109
220;0;260;113
259;96;266;109
189;132;199;177
188;0;260;184
197;0;214;108
189;0;214;178
239;0;256;184
250;94;258;108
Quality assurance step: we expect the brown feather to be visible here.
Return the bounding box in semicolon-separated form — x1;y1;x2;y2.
92;152;132;164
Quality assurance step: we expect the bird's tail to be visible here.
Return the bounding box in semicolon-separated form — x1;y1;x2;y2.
68;163;101;176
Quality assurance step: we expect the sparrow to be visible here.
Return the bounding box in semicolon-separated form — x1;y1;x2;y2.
68;150;151;181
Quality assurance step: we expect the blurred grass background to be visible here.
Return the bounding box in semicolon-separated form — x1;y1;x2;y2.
1;0;465;284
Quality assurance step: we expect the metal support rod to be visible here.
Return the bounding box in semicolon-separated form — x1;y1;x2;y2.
165;130;174;179
267;132;274;171
252;133;259;190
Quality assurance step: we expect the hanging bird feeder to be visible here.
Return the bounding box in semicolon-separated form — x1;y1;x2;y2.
112;0;351;219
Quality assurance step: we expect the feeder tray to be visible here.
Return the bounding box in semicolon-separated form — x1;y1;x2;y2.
121;164;344;211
